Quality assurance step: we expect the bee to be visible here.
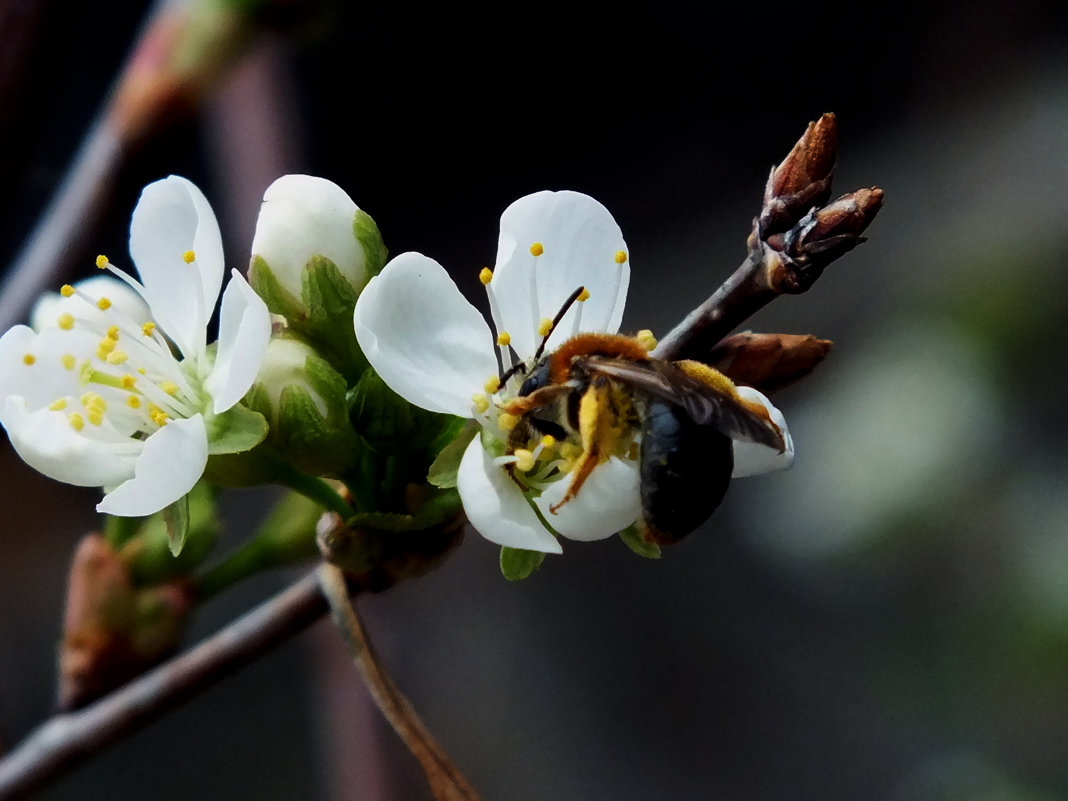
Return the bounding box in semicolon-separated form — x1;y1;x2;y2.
498;289;788;545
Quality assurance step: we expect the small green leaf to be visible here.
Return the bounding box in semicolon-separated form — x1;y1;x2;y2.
354;209;389;278
500;546;546;580
164;495;191;557
206;404;269;455
619;524;662;559
428;421;479;488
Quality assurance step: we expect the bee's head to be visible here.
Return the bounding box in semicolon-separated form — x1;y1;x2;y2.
518;358;552;397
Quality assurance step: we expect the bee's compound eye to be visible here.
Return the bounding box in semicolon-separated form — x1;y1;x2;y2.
519;360;551;396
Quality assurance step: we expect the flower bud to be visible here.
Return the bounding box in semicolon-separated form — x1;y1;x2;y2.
707;332;833;392
759;113;837;238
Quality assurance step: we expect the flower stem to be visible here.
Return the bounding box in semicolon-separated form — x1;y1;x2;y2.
273;463;354;519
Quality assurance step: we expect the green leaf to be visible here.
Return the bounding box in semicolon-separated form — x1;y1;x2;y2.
206;404;269;455
500;546;546;580
427;420;479;488
619;523;662;559
354;209;389;278
164;495;191;557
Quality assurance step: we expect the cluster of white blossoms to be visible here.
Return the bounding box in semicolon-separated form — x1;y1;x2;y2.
0;177;271;516
354;191;793;554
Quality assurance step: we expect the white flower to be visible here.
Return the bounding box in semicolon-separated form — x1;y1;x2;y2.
0;176;271;517
353;190;791;554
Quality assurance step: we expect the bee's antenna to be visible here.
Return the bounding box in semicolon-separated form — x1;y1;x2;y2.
532;286;585;363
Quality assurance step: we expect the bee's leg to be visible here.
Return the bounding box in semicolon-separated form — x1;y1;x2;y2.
549;379;618;514
501;384;570;416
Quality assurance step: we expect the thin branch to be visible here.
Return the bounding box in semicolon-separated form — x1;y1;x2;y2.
0;570;329;801
319;563;482;801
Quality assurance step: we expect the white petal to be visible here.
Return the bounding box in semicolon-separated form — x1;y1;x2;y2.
491;191;630;359
205;271;272;413
353;253;498;417
251;175;366;300
2;397;138;488
533;456;642;541
129;176;224;358
732;387;795;477
96;414;208;516
30;275;151;333
456;440;563;554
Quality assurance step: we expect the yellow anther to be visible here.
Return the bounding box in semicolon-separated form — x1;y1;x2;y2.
484;375;501;395
160;381;178;395
540;434;557;449
106;351;129;365
98;337;116;354
21;353;35;366
577;288;591;302
96;255;109;269
530;242;544;257
49;399;67;411
498;412;519;432
479;267;493;285
141;322;156;337
183;250;196;264
80;392;94;406
87;396;107;413
61;354;76;370
137;367;146;375
121;374;136;389
88;410;104;426
514;449;535;472
150;406;169;426
471;393;490;414
127;395;142;409
636;329;657;351
69;413;85;431
60;285;75;298
106;325;120;340
58;313;75;331
560;442;581;460
97;297;112;311
537;317;553;337
496;331;511;347
615;250;628;264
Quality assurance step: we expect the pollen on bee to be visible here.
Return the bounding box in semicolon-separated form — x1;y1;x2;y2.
529;242;544;257
21;353;35;365
60;285;75;298
96;255;109;269
471;393;490;414
577;288;591;302
141;322;156;337
496;331;511;347
58;313;75;331
97;297;112;311
615;250;628;264
483;375;501;395
183;250;196;264
498;412;519;432
479;267;493;285
61;354;76;370
68;413;85;431
537;317;553;337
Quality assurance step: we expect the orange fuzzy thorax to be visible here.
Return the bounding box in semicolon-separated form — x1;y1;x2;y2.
547;333;650;383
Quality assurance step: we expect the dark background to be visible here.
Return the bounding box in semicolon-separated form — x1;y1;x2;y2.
1;1;1066;799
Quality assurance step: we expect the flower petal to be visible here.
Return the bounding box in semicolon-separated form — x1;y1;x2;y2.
251;175;366;300
30;275;151;334
205;270;272;413
491;190;630;359
456;440;563;554
1;397;138;488
732;386;795;477
353;252;498;417
96;414;208;516
533;456;642;541
129;176;224;358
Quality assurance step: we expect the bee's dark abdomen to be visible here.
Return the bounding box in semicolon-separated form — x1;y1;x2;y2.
640;399;734;545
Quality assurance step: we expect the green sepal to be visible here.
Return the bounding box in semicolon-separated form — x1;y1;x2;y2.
164;494;191;557
249;254;304;320
126;483;220;584
354;209;388;278
300;256;366;381
206;403;269;455
349;368;462;454
500;547;546;581
619;523;662;559
428;420;479;488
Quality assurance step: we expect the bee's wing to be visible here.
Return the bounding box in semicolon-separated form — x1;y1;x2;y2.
584;357;785;451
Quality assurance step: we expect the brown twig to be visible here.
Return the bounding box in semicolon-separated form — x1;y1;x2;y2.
0;570;329;801
318;563;482;801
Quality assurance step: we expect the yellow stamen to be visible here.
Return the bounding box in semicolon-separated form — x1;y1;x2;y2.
61;354;76;370
183;250;196;264
479;267;493;285
529;242;544;257
127;395;141;409
471;393;490;414
577;288;591;302
121;374;137;389
614;250;628;264
106;351;128;365
69;413;85;431
96;255;109;269
97;297;112;311
636;329;657;351
498;412;519;432
496;331;511;347
87;410;104;426
137;368;146;375
21;353;35;366
537;317;553;337
540;434;556;449
49;399;67;411
106;325;120;341
484;375;501;395
159;381;178;396
141;322;156;337
58;313;75;331
513;449;535;472
60;284;75;298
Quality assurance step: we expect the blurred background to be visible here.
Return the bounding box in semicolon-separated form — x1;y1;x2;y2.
1;0;1066;799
